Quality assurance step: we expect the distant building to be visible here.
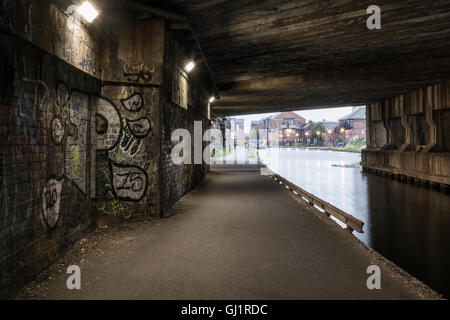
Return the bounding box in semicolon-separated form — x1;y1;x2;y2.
229;118;245;147
298;121;315;144
321;121;339;145
297;120;339;146
251;112;306;146
338;107;366;142
251;112;306;130
212;117;231;150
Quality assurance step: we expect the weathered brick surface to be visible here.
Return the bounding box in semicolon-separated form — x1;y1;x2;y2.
0;32;101;298
0;33;167;299
0;0;212;299
159;30;211;216
160;90;210;216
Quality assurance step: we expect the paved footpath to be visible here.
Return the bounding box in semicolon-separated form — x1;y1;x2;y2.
17;165;439;300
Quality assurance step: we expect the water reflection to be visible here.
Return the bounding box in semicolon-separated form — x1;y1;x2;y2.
259;148;450;297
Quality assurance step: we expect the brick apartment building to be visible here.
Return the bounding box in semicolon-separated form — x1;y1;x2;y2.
251;112;307;145
251;108;366;146
338;107;367;142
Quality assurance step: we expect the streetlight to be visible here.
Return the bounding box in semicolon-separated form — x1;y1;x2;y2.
316;131;321;146
340;127;345;146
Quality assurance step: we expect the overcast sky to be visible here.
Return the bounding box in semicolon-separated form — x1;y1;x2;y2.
237;106;364;133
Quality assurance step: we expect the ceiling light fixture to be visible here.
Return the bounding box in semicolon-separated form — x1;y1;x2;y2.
209;97;215;104
78;1;99;23
184;61;196;73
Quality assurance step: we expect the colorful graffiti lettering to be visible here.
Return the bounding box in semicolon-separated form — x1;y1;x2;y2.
3;78;47;171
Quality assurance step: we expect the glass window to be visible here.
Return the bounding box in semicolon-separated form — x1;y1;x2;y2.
284;118;294;125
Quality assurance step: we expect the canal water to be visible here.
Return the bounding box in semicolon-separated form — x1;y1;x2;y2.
258;148;450;298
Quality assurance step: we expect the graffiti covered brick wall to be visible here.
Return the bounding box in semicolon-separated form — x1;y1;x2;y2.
0;0;103;78
0;33;102;298
93;86;161;218
0;32;162;298
0;2;212;298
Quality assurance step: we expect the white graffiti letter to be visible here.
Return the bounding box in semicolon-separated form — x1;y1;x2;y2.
66;265;81;290
171;129;192;165
66;5;81;30
366;265;381;290
367;5;381;30
94;97;121;151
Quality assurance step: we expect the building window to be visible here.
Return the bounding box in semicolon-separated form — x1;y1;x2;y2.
285;118;294;126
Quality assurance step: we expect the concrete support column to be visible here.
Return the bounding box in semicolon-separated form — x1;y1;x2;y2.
366;104;373;149
424;86;438;152
362;80;450;186
381;101;392;150
94;17;165;217
399;94;412;152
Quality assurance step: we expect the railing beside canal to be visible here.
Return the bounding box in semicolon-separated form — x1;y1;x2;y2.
263;167;365;234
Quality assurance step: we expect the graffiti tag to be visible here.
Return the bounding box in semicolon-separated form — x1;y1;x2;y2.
42;179;64;229
111;162;148;201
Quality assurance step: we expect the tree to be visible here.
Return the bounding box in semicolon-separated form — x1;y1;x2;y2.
311;122;326;138
311;122;327;146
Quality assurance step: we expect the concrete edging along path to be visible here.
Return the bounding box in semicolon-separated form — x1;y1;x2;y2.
17;164;441;300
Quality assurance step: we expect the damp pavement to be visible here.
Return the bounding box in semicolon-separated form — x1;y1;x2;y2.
16;164;441;300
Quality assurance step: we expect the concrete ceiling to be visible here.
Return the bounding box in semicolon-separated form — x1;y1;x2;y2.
124;0;450;116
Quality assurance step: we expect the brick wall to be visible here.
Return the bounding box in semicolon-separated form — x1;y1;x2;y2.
0;1;212;298
160;90;210;216
0;32;101;298
159;29;211;216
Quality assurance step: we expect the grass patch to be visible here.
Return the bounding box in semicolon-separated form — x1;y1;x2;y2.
248;147;257;159
211;149;232;158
